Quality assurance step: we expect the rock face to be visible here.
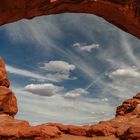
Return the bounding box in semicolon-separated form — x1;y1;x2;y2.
116;92;140;116
0;58;10;87
0;57;140;139
0;86;18;117
0;59;17;117
0;0;140;39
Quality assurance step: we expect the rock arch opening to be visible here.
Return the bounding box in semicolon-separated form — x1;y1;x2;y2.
0;1;140;139
0;13;140;125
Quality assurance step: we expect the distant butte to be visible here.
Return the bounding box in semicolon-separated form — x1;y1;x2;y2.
0;0;140;39
0;58;140;139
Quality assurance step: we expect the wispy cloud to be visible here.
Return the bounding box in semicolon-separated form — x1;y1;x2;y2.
3;16;64;52
64;88;89;99
6;64;51;81
120;33;140;67
73;43;100;52
15;87;114;125
6;60;76;82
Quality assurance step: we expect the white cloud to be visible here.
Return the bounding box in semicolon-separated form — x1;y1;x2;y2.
61;49;99;81
40;61;76;81
107;68;140;87
6;61;76;82
41;61;75;74
6;64;51;81
108;68;140;79
64;88;88;99
73;43;100;52
24;83;64;96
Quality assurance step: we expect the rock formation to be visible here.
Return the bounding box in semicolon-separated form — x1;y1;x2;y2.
0;58;140;139
0;1;140;139
0;58;17;117
0;0;140;39
0;59;10;88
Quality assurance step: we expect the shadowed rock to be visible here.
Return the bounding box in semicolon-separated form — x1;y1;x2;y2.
0;58;17;117
0;58;10;88
0;0;140;39
0;86;18;117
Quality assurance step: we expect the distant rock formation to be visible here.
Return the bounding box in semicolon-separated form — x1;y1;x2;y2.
0;58;139;139
0;0;140;39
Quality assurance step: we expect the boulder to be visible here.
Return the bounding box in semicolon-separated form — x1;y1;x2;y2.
0;86;18;117
0;58;10;88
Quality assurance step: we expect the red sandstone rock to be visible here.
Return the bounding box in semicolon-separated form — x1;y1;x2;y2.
0;0;140;39
0;115;62;140
133;92;140;99
116;93;140;116
49;124;89;136
0;1;140;138
0;58;10;88
0;86;18;117
0;59;17;117
90;124;116;137
124;126;140;140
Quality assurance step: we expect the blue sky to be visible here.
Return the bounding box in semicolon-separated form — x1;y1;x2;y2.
0;13;140;125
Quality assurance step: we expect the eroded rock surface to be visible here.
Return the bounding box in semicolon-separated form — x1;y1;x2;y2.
0;59;17;117
0;0;140;39
0;58;10;88
0;86;18;117
0;57;140;139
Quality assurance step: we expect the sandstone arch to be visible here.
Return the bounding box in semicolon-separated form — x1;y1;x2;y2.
0;0;140;39
0;1;140;139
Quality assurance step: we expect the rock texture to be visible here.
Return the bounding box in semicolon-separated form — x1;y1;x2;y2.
0;0;140;39
0;58;17;117
0;58;140;139
0;58;10;88
0;86;18;117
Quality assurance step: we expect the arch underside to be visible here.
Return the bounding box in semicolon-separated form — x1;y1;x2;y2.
0;0;140;39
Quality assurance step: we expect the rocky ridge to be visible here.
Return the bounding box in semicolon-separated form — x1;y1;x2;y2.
0;0;140;39
0;58;140;140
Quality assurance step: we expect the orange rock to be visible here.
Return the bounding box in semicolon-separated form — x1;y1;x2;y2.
133;92;140;99
91;135;119;140
90;124;116;137
116;94;140;116
0;86;18;117
121;125;140;140
57;124;89;136
0;58;10;88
